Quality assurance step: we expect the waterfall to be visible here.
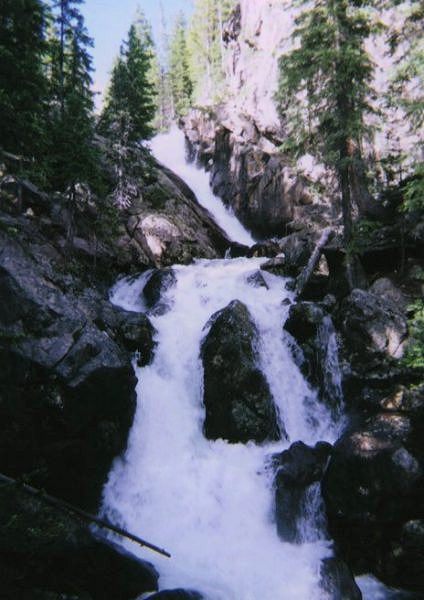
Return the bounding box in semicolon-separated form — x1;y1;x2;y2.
317;315;344;415
104;259;340;599
100;129;381;599
149;127;255;247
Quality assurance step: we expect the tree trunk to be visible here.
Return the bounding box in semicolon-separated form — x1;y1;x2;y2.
295;227;334;296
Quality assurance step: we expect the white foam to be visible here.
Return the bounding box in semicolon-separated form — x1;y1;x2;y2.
104;259;341;599
149;127;256;247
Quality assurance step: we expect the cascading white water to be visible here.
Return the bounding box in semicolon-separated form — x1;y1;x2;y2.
103;258;342;599
149;127;255;247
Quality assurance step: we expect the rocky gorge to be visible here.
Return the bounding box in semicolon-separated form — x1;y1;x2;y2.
1;1;424;599
1;122;423;598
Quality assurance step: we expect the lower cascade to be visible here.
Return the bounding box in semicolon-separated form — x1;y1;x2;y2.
103;258;344;600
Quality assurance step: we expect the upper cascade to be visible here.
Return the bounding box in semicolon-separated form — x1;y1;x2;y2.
150;127;255;247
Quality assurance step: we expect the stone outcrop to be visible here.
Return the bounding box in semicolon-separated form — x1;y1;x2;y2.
322;413;424;593
200;300;281;443
142;267;177;315
121;162;231;268
335;288;410;406
319;558;363;600
273;441;332;543
284;299;343;413
0;485;158;600
182;0;421;240
183;108;336;239
0;214;153;511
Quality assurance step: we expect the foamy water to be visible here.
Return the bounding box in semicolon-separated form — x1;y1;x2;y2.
104;259;341;599
150;127;255;247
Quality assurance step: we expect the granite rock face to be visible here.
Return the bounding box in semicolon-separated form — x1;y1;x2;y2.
201;300;282;443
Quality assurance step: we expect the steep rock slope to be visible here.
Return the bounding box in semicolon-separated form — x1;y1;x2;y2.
0;149;230;599
183;0;421;237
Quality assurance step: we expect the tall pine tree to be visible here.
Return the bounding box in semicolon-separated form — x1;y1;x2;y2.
169;13;193;118
276;0;376;275
389;0;424;212
46;0;97;192
188;0;235;102
100;11;157;143
0;0;47;160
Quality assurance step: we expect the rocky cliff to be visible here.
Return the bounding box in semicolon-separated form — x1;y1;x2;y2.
183;0;422;238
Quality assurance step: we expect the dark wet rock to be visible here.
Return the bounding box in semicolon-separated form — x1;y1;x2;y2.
279;232;316;277
201;300;281;443
0;222;137;512
273;441;332;542
247;240;281;258
285;301;326;344
246;270;269;289
322;413;424;590
335;289;409;406
113;311;156;366
370;277;409;312
183;110;335;238
260;255;287;276
0;485;158;600
284;301;343;412
273;441;332;486
226;241;250;258
147;590;204;600
320;557;362;600
142;268;177;314
384;520;424;592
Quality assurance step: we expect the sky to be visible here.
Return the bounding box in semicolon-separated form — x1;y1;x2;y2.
81;0;193;107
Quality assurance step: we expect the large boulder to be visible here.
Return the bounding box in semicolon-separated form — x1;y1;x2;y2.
122;161;231;268
322;413;424;592
335;289;409;406
320;557;362;600
0;485;158;600
142;267;177;314
200;300;282;443
273;441;332;542
284;300;343;413
0;220;157;511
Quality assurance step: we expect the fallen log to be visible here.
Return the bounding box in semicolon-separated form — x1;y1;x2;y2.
0;472;171;558
295;227;334;296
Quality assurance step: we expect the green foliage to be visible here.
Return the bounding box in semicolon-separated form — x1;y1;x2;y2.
276;0;377;245
188;0;235;101
0;0;47;160
100;11;157;144
169;12;193;118
348;217;383;254
45;0;99;192
276;0;376;166
389;0;424;132
403;300;424;369
402;162;424;213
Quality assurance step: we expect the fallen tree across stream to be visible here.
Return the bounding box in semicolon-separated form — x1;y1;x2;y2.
0;472;171;558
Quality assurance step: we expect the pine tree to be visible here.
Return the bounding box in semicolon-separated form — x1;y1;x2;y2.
46;0;97;192
99;12;157;208
169;13;193;118
276;0;376;263
389;0;424;212
0;0;47;160
188;0;235;102
100;11;157;144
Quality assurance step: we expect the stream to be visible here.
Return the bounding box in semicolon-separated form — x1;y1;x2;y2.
101;128;400;599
